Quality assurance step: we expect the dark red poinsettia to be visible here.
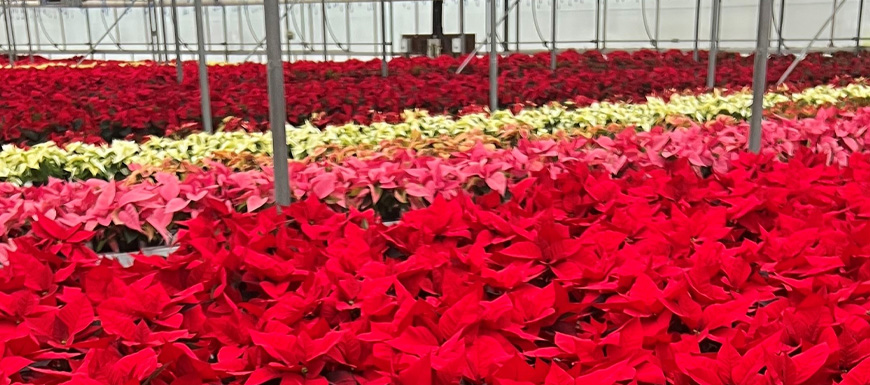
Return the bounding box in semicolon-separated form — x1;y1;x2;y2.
1;50;868;146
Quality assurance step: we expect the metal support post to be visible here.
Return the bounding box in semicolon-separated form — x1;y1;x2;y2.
594;0;600;49
264;0;291;207
693;0;701;61
21;0;32;63
489;0;497;112
171;0;182;83
749;0;773;154
320;0;327;60
159;0;169;63
456;0;518;74
858;0;865;51
221;5;228;62
379;0;388;77
193;0;213;133
514;0;519;51
58;8;66;50
601;0;607;49
459;0;465;53
776;0;785;55
776;0;847;85
1;0;12;65
654;0;661;51
829;0;836;47
503;0;509;51
292;1;298;63
550;0;556;71
707;0;721;89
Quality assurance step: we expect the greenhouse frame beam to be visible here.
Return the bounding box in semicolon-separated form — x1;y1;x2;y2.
857;0;865;51
75;0;138;65
171;0;182;83
707;0;721;88
749;0;773;154
2;0;17;65
776;0;847;85
264;0;292;207
489;0;496;112
379;0;387;77
693;0;701;61
455;0;518;74
549;0;556;71
193;0;212;133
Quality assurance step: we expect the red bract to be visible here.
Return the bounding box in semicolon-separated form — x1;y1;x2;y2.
5;106;870;253
4;150;870;383
1;50;869;146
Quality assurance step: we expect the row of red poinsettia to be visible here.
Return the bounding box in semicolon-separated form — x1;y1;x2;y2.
0;106;867;254
2;50;869;146
3;146;870;384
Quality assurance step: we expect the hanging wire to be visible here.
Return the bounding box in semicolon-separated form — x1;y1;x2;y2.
640;0;657;49
35;10;62;49
288;0;312;51
531;0;551;49
243;5;261;43
771;0;787;50
323;2;349;51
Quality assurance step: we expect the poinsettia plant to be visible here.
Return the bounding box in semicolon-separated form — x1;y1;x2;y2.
1;50;868;146
4;149;870;383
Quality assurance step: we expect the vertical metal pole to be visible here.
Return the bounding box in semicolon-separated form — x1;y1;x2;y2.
594;0;600;49
829;0;836;47
194;0;213;133
707;0;721;89
21;0;33;63
777;0;785;54
389;0;394;56
858;0;865;51
503;0;509;51
171;0;182;83
221;5;228;62
345;2;351;56
514;0;519;51
264;0;291;207
292;1;295;63
59;9;66;50
693;0;701;61
460;0;465;53
320;0;327;60
1;0;13;65
601;0;607;49
550;0;556;70
380;0;388;77
654;0;661;51
749;0;772;154
159;0;169;64
371;3;377;57
489;0;497;111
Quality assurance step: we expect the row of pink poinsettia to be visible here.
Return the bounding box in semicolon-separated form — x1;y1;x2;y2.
4;146;870;384
0;106;868;252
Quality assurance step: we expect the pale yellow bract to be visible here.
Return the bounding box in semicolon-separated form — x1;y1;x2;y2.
0;82;867;184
